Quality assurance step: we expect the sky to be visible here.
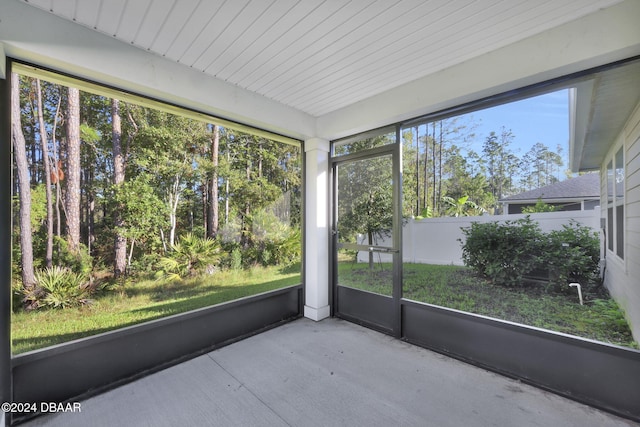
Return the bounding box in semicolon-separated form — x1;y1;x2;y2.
462;89;571;173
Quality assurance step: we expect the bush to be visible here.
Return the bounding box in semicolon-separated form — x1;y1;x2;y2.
521;198;560;213
157;233;221;280
129;253;162;277
52;236;93;276
460;217;544;287
12;281;24;313
460;217;599;289
230;247;243;270
545;221;600;291
263;228;302;267
24;266;92;309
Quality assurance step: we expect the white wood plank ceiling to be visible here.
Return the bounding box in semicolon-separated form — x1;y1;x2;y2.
21;0;623;117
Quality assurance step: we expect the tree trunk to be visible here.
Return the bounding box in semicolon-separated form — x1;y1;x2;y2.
111;99;127;277
415;125;419;216
51;91;62;239
241;153;251;249
87;167;95;252
207;124;219;238
367;230;374;271
168;174;181;247
423;125;429;212
202;186;208;238
11;72;36;289
432;122;437;212
367;191;375;271
225;149;230;224
437;120;443;215
28;97;38;186
36;79;54;268
65;86;81;252
258;139;263;178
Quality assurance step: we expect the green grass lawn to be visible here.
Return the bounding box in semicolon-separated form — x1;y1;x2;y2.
339;262;637;348
13;261;636;354
12;265;301;354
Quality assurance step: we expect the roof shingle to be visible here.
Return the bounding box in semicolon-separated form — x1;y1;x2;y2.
501;173;600;201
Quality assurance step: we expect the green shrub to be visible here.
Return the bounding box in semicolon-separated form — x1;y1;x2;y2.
24;266;91;309
243;209;302;267
522;198;561;213
157;233;221;280
460;217;600;290
52;236;93;276
246;210;298;266
460;217;544;287
12;281;24;313
230;247;243;270
129;253;162;277
266;228;302;267
218;241;243;270
545;221;600;291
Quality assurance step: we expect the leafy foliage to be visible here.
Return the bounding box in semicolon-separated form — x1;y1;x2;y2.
341;186;393;242
441;195;483;217
12;73;298;324
521;198;561;213
545;221;600;290
337;145;393;246
109;176;167;256
229;247;243;271
25;266;91;309
157;233;221;280
418;206;433;219
246;209;301;267
460;217;543;287
402;119;567;218
460;218;600;290
52;236;93;276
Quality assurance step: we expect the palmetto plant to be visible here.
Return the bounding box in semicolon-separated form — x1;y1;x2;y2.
246;209;301;267
158;233;221;281
27;266;90;309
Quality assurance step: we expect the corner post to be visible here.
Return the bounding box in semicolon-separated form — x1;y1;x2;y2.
303;138;330;320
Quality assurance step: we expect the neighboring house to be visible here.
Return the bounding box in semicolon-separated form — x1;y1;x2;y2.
500;173;600;214
569;60;640;343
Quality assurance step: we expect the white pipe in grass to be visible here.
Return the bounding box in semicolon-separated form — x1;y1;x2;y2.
569;283;583;305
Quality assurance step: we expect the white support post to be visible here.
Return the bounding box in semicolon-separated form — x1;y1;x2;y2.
304;138;330;321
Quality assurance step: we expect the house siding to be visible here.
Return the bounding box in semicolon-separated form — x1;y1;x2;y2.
604;101;640;343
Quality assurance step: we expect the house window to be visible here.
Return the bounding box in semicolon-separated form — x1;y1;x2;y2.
615;147;625;259
606;148;624;259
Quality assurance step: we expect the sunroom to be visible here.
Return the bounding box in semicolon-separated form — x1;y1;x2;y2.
2;1;640;425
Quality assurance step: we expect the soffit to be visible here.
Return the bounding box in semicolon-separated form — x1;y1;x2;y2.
572;59;640;171
21;0;622;117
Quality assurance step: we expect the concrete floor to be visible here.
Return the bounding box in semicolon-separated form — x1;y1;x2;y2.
22;318;638;427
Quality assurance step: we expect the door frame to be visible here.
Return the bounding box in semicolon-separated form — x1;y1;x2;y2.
330;128;402;336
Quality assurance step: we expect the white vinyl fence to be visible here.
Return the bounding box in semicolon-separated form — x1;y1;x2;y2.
357;210;601;265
